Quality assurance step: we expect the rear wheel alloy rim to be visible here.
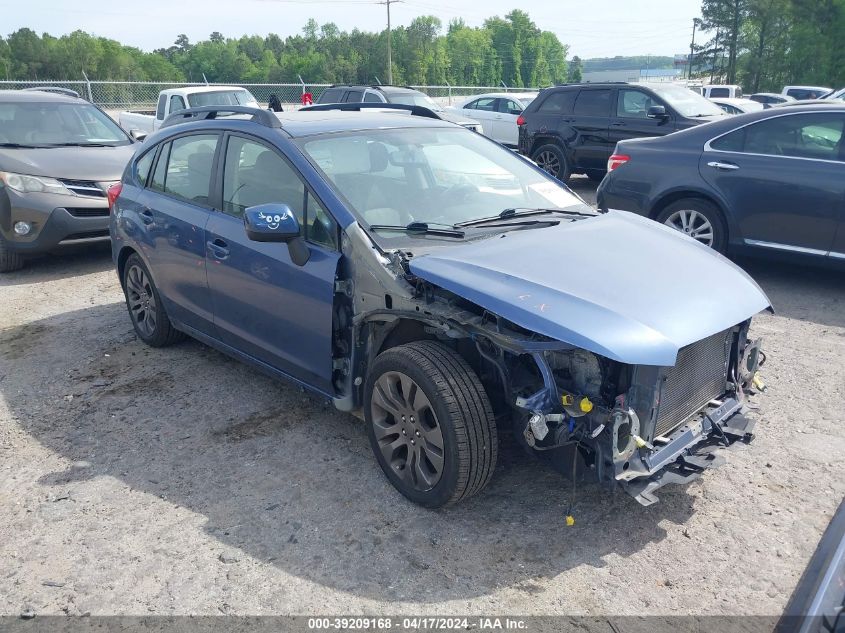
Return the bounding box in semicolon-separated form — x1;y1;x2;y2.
664;209;715;246
370;371;445;492
125;264;157;338
535;150;560;177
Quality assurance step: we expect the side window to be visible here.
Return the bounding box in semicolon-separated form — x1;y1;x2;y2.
573;89;611;116
156;134;218;205
344;90;364;103
222;136;305;224
712;114;845;161
169;95;186;114
134;150;156;186
616;90;654;118
319;88;343;103
305;195;338;250
156;94;166;120
537;91;575;114
463;99;478;110
472;97;497;112
499;99;522;115
363;92;382;103
150;142;171;192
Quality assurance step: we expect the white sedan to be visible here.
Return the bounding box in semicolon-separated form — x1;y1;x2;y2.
446;92;538;147
709;97;765;115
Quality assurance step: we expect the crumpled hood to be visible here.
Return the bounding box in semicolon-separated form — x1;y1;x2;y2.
0;145;135;181
408;211;772;366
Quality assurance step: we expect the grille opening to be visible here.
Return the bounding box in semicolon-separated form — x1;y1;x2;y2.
60;229;110;242
65;207;109;218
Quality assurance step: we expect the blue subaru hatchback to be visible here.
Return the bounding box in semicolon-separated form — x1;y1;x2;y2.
110;105;770;508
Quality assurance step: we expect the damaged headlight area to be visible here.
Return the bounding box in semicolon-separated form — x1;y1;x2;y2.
512;323;765;506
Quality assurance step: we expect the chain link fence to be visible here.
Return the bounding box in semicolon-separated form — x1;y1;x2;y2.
0;80;531;110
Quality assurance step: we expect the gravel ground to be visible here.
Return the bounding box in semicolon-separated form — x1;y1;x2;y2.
1;180;843;618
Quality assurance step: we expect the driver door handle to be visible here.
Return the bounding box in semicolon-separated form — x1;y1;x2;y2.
207;238;230;260
707;161;740;171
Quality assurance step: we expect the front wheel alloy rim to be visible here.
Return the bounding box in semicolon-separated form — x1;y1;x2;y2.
535;150;560;177
664;209;715;246
126;264;157;337
370;371;445;492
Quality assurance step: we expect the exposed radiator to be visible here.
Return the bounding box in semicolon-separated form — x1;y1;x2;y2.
653;328;732;438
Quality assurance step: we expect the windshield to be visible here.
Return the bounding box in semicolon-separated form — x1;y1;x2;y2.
0;101;131;146
297;127;590;236
188;90;258;108
389;92;443;111
649;84;727;117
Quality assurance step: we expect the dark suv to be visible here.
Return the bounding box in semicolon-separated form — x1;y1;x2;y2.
517;82;727;182
315;85;482;133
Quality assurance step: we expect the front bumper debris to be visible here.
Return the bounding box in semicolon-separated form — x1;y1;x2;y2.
620;398;756;506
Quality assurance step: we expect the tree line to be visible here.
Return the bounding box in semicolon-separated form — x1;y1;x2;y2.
696;0;845;91
0;10;569;87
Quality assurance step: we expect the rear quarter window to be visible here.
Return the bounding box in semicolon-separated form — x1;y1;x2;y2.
318;88;344;103
134;150;156;186
536;91;576;114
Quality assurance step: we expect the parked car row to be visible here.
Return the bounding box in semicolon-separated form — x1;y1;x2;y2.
8;82;836;511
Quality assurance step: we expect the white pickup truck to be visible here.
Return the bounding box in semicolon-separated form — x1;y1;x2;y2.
119;86;259;137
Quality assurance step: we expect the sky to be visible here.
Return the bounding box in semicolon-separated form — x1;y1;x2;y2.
1;0;704;59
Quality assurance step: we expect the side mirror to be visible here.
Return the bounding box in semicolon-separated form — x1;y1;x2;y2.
647;105;668;120
129;129;147;142
243;204;310;266
244;204;300;242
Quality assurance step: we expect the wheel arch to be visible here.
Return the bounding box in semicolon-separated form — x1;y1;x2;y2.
116;245;140;289
361;315;506;414
649;190;736;242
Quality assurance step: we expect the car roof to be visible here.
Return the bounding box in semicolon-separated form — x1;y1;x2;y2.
327;85;419;94
460;92;537;101
0;89;85;104
178;85;252;94
158;109;457;139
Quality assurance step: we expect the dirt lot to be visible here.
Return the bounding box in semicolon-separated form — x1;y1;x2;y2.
1;179;844;617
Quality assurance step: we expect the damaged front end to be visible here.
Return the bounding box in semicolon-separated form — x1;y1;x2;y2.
513;324;765;506
332;216;769;508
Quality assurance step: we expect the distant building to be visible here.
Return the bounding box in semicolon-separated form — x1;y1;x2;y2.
582;68;683;84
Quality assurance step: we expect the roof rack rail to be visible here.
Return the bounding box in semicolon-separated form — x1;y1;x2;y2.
161;106;282;129
21;86;81;99
299;102;440;120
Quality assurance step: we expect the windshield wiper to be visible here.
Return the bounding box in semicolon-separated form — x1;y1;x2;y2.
0;142;46;149
456;207;594;227
368;221;465;238
45;142;116;148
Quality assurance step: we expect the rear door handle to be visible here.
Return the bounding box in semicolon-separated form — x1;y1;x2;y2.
611;122;626;127
139;208;154;225
207;238;230;260
707;161;740;171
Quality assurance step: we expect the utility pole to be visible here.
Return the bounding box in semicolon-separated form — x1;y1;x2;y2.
688;19;697;80
379;0;402;84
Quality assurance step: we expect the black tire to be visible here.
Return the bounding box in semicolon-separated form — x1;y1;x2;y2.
364;340;498;508
655;198;728;254
531;143;571;182
122;253;185;347
0;234;25;273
